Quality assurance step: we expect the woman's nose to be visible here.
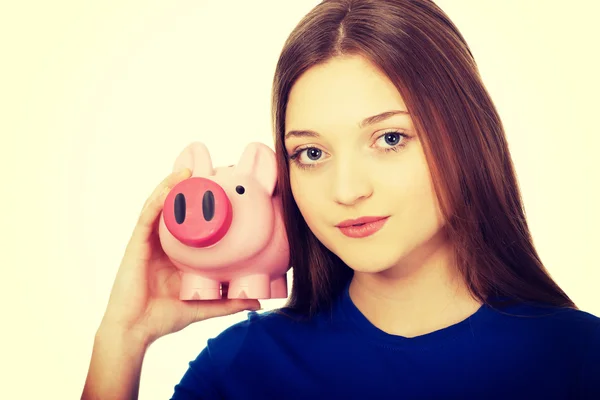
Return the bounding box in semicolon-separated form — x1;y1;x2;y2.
331;161;373;206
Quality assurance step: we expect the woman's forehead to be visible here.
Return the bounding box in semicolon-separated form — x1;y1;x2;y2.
285;58;408;133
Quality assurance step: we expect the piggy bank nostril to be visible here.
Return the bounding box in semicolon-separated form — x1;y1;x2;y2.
174;193;186;224
236;185;245;195
163;177;234;249
202;190;215;221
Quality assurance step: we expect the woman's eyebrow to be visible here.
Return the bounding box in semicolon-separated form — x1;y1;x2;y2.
284;109;410;139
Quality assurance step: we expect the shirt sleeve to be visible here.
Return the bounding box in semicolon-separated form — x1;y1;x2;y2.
169;316;254;400
579;320;600;398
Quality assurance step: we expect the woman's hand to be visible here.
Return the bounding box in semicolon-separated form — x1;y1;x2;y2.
98;168;261;346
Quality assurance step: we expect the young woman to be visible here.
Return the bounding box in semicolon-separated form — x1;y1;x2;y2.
82;1;600;399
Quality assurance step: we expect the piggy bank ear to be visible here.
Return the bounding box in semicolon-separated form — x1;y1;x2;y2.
234;142;277;195
173;142;214;177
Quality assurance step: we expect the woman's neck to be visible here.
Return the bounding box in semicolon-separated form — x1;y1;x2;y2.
348;238;482;338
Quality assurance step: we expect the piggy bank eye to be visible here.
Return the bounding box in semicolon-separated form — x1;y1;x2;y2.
236;185;245;195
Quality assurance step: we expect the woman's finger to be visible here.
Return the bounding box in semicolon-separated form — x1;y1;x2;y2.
141;168;191;214
132;168;191;243
182;299;261;324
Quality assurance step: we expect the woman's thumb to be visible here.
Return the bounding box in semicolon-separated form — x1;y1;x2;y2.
183;299;262;323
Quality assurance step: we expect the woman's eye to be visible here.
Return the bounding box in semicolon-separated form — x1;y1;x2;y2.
289;131;409;170
377;132;401;147
293;147;322;162
305;148;322;161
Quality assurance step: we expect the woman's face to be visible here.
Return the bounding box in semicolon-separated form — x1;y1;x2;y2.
284;55;447;275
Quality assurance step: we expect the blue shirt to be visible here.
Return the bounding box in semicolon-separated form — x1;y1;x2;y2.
171;281;600;399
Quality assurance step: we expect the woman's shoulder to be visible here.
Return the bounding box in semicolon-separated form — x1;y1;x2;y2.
216;307;317;341
551;306;600;329
494;300;600;327
489;299;600;333
545;306;600;394
487;300;600;358
197;308;316;368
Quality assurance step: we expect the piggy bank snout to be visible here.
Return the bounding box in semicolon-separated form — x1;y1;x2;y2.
163;177;233;248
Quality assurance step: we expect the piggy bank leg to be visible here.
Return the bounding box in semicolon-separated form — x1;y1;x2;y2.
180;273;221;300
270;275;288;299
228;274;270;299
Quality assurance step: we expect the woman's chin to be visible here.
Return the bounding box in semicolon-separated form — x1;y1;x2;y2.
338;252;402;275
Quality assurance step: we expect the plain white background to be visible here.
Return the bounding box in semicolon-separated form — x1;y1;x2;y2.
1;1;599;398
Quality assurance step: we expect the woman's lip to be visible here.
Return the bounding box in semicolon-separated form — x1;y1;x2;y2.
335;215;389;228
337;217;389;238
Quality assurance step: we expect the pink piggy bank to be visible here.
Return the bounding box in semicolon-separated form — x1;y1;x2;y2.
158;141;291;300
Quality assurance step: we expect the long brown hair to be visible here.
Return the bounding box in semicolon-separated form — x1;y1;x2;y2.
270;0;576;318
